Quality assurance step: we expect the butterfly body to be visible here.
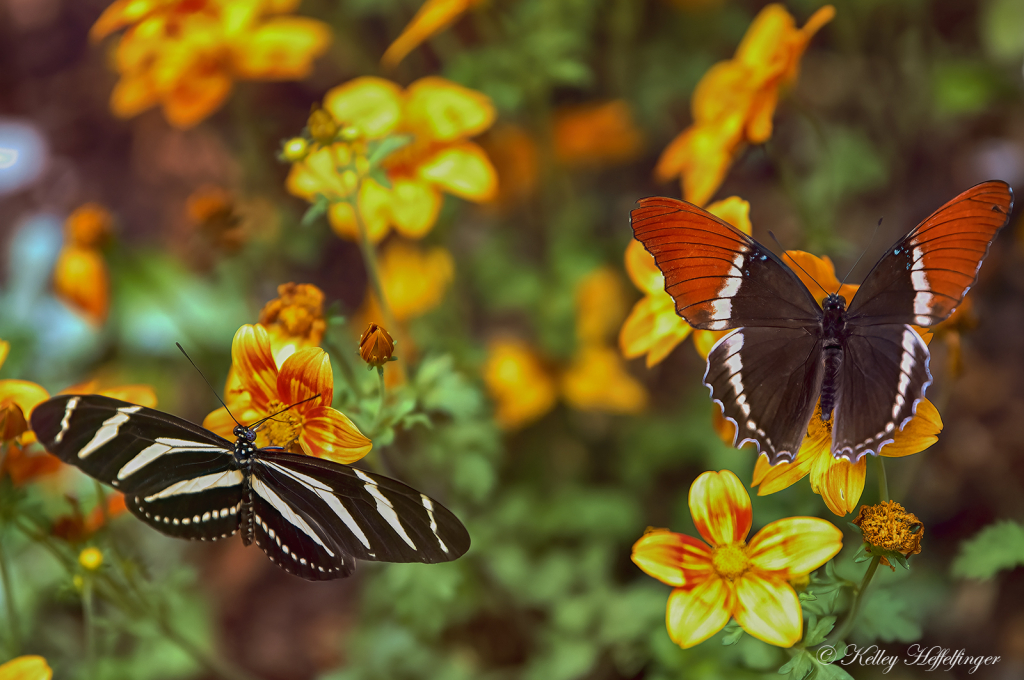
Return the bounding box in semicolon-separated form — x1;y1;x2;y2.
632;181;1013;465
30;395;470;580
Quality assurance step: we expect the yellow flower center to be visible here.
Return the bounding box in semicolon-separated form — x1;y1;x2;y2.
711;543;750;580
260;400;303;450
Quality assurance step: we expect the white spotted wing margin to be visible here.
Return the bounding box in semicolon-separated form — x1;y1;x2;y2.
30;395;242;541
250;452;471;582
704;327;824;465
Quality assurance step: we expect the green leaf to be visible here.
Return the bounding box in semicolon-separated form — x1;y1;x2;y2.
367;135;413;168
802;615;836;647
778;650;813;679
812;656;855;680
300;194;330;227
721;621;744;646
951;520;1024;580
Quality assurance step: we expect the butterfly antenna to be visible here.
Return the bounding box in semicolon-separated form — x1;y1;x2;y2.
838;217;883;293
768;231;830;298
250;394;324;431
175;342;242;428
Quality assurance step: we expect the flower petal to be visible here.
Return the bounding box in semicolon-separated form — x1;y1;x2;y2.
231;324;279;410
53;246;110;325
619;295;692;367
417;142;497;202
97;385;158;409
782;251;859;304
323;77;403;139
161;69;234;129
747;517;843;577
0;340;8;371
689;469;752;547
298;406;372;464
381;0;480;69
705;196;752;236
631;529;713;588
202;406;238;441
404;77;496;142
277;347;333;408
665;577;734;648
810;454;865;516
0;655;53;680
110;74;159;119
733;574;802;647
624;239;665;295
231;17;331;80
692;329;729;360
560;346;648;414
880;398;942;457
390;178;442;238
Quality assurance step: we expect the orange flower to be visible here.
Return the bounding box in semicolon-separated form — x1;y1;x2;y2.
187;185;245;252
0;340;50;445
553;100;644;167
560;346;647;414
0;656;52;680
0;442;62;486
482;338;558;430
286;76;497;243
743;252;941;516
203;325;371;463
362;241;455;323
53;204;113;325
257;283;327;366
632;470;842;648
655;5;834;205
51;493;129;542
478;124;539;207
92;0;331;129
381;0;483;69
620;197;752;367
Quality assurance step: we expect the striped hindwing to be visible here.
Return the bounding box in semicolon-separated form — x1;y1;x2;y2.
630;197;823;330
30;395;242;541
705;327;824;465
847;181;1013;327
250;452;470;581
832;325;932;462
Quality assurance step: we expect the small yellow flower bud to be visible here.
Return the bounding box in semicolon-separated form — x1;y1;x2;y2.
340;125;361;141
359;323;395;368
308;107;338;145
72;575;83;591
341;169;359;194
78;547;103;571
282;137;309;162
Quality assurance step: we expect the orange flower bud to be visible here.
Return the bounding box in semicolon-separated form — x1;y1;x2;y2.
359;323;395;367
65;203;112;248
853;500;924;569
308;106;339;145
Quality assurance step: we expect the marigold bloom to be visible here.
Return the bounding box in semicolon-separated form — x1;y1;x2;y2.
257;283;327;366
553;100;644;167
632;470;842;648
381;0;483;69
561;346;647;413
203;325;371;463
54;204;113;325
853;500;923;568
655;4;834;205
92;0;332;129
483;338;558;430
621;197;752;367
0;655;52;680
286;76;497;243
359;323;395;368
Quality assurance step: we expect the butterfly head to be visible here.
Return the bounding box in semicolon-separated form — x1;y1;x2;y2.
233;424;257;443
822;293;847;312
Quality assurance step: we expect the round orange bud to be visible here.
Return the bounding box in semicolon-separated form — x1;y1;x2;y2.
359;323;395;368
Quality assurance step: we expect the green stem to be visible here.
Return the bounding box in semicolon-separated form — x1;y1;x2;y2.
875;455;889;502
370;366;387;434
826;555;881;646
347;193;398;334
0;529;22;655
82;578;96;673
156;618;262;680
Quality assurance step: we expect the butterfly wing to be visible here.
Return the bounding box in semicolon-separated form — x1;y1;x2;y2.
630;197;824;330
832;325;932;462
846;181;1013;326
706;327;824;464
30;395;242;541
250;452;470;581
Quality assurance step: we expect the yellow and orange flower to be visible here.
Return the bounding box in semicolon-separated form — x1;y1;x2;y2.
286;76;497;243
366;241;455;323
655;4;834;205
0;655;52;680
620;196;752;367
741;252;941;516
91;0;331;129
53;203;113;325
482;338;558;430
381;0;483;69
52;492;129;542
632;469;842;648
257;282;327;366
553;100;644;167
203;325;371;463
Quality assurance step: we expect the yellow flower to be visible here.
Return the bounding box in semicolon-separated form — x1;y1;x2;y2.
0;656;52;680
482;338;558;430
364;241;455;323
286;76;497;243
203;325;371;463
747;251;941;516
257;282;327;366
381;0;483;69
92;0;331;129
553;100;644;167
632;470;842;648
655;4;834;205
0;340;50;446
79;547;104;571
560;346;647;414
53;203;113;325
620;196;752;367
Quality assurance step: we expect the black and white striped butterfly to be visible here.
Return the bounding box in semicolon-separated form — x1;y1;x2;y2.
30;394;470;581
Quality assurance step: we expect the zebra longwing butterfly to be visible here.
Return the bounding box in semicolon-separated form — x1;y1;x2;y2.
30;394;470;580
631;180;1013;464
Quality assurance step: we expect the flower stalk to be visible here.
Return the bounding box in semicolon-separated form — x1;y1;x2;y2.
825;554;881;646
0;526;21;655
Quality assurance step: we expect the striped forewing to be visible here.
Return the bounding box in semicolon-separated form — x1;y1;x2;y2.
252;453;470;575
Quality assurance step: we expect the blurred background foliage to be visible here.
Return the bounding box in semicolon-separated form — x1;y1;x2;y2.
1;0;1024;679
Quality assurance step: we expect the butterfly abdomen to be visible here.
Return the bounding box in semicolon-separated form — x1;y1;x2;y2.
819;294;848;421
